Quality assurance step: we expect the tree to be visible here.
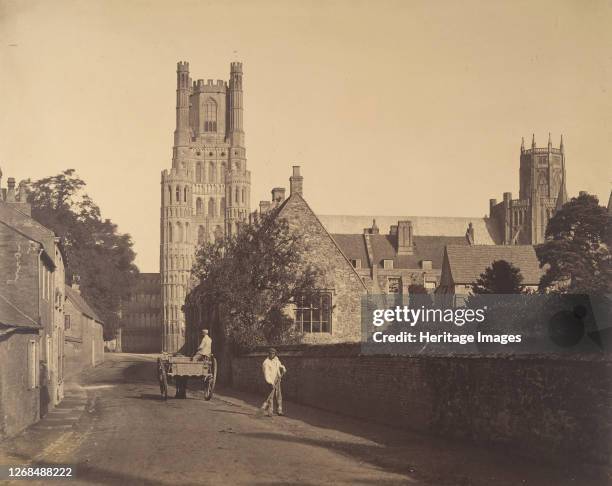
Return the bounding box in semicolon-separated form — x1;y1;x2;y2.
471;260;524;294
407;284;434;307
536;192;611;294
23;169;139;339
187;209;322;353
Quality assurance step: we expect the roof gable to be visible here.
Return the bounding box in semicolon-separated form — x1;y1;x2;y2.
277;194;368;290
445;245;543;285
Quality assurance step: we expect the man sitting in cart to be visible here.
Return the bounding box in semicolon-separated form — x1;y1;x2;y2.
192;328;213;362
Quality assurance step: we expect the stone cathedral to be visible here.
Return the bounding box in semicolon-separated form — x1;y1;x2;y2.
160;61;251;352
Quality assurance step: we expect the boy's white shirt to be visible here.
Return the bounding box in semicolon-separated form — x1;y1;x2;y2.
262;356;286;385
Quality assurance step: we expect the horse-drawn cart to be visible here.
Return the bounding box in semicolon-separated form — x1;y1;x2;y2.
157;353;217;401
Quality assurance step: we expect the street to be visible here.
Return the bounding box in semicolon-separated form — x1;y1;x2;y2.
0;354;605;486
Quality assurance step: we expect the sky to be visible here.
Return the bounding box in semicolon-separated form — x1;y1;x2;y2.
0;0;610;272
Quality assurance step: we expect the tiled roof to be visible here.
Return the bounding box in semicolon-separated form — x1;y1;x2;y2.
330;234;369;265
332;233;468;269
320;215;501;245
445;245;543;285
66;286;104;324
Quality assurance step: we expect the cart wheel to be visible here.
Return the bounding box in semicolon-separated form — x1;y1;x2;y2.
158;359;168;401
203;356;217;401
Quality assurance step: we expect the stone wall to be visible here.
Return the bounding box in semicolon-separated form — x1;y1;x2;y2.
278;195;367;344
231;345;612;468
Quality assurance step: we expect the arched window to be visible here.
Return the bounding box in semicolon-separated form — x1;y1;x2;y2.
196;198;203;215
185;222;190;242
208;198;216;217
176;222;183;242
198;225;206;244
175;186;180;203
208;162;215;183
241;188;246;204
204;98;217;132
220;197;226;215
168;223;173;243
235;186;239;204
184;186;188;202
168;185;172;204
196;163;203;182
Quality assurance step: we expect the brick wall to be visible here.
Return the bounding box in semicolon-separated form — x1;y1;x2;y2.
231;346;612;468
0;332;40;440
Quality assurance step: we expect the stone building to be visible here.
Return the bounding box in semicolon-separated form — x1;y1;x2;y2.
64;280;105;373
321;216;499;294
488;134;567;245
437;244;543;304
0;173;65;437
121;273;162;353
252;167;369;343
161;61;250;352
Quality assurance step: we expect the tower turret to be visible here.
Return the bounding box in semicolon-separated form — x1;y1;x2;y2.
174;61;192;155
229;62;244;148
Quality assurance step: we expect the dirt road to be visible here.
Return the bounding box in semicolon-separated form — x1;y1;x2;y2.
0;353;605;485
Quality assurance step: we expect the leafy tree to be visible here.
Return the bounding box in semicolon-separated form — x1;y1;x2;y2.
23;169;139;339
471;259;524;294
536;192;611;294
187;209;322;353
407;283;434;307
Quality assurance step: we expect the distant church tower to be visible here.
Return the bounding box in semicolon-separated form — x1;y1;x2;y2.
489;134;567;245
160;61;250;352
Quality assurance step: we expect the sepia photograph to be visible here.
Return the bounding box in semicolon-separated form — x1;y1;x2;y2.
0;0;610;484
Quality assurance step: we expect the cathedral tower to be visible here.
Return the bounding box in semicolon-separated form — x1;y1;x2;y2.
161;61;251;352
489;134;567;245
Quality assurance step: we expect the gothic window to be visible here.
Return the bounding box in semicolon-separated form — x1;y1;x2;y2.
168;223;173;243
235;186;239;204
208;198;216;217
196;198;203;215
295;293;332;333
196;163;203;182
168;185;172;203
175;186;180;203
204;99;217;132
220;197;226;214
198;225;206;244
185;222;190;242
241;188;246;204
209;162;215;183
184;187;188;202
176;222;183;242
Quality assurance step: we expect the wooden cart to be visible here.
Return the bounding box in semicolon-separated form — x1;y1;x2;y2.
157;353;217;401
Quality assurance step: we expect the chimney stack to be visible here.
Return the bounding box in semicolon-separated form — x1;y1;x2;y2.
259;200;272;213
465;222;475;245
289;166;303;196
6;177;16;202
397;220;414;254
271;187;286;204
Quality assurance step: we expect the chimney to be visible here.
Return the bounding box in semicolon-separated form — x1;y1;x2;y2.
71;275;81;294
465;222;475;245
397;220;414;254
259;200;272;213
289;166;303;196
6;177;16;202
363;219;379;235
271;187;286;204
